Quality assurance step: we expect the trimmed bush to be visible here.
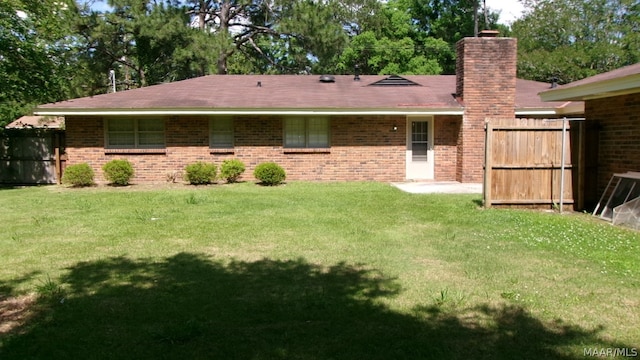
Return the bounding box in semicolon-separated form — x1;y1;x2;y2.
184;161;217;185
220;159;246;183
102;159;135;186
62;163;95;187
253;162;286;186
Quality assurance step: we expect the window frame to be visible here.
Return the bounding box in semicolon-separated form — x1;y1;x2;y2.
104;117;166;149
209;117;234;149
283;116;330;149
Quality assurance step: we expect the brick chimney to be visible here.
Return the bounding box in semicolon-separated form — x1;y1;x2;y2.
455;31;517;183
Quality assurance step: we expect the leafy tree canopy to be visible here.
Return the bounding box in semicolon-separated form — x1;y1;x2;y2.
0;0;77;127
5;0;637;127
512;0;639;84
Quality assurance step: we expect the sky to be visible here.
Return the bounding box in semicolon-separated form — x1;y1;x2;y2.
485;0;526;24
88;0;526;25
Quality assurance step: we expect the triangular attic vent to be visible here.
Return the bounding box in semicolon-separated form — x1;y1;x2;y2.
368;75;421;86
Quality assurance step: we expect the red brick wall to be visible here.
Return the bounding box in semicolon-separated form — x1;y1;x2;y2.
434;116;460;181
586;93;640;195
65;115;411;183
455;36;517;182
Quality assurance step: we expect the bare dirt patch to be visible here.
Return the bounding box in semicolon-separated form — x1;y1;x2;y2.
0;294;37;337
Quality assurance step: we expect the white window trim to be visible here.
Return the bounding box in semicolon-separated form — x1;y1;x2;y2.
104;118;165;149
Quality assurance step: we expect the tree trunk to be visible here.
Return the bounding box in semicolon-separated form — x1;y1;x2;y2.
483;0;488;30
198;0;207;31
138;68;147;87
216;1;232;74
473;1;478;36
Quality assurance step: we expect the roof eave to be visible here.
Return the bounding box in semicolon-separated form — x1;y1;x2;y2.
515;101;584;116
34;107;466;116
539;74;640;101
34;106;581;117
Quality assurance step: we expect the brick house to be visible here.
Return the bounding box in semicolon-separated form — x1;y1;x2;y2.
34;33;581;184
540;63;640;208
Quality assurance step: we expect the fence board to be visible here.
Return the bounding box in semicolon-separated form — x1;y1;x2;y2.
484;118;581;209
0;130;65;184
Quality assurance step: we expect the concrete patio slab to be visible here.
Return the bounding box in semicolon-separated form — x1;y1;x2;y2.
392;182;482;194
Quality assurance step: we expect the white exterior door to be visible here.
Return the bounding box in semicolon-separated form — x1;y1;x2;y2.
406;118;434;180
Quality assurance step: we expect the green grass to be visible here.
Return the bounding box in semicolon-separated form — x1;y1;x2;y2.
0;182;638;359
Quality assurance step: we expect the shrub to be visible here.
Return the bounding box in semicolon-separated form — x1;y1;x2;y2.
62;163;95;187
184;161;217;185
102;159;134;186
220;159;246;183
166;170;182;183
253;162;286;186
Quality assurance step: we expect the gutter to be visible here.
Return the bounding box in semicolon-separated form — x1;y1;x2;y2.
539;74;640;101
34;108;466;117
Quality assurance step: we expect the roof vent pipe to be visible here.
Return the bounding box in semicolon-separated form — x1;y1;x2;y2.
319;75;335;83
109;69;116;93
354;64;360;81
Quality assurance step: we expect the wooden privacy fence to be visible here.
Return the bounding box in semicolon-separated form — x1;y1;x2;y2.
0;129;66;185
484;118;583;209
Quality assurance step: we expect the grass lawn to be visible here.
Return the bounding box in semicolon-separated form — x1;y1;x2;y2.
0;182;638;359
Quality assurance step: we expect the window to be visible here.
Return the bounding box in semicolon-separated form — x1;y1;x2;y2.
210;117;234;148
284;117;330;148
106;118;165;149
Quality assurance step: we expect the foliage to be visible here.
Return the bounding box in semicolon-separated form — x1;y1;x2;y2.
391;0;503;73
166;170;182;183
0;0;78;127
220;159;246;183
336;0;502;75
73;0;204;93
102;159;135;186
253;162;286;186
61;163;95;187
183;0;368;74
6;0;636;119
402;0;498;40
512;0;640;83
35;275;65;303
337;31;445;75
184;161;217;185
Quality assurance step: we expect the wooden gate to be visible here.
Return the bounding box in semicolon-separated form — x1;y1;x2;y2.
0;129;66;184
483;118;583;209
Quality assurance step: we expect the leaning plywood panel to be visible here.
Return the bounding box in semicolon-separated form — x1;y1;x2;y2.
612;196;640;230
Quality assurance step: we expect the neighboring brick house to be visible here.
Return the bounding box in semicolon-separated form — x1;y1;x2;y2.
540;63;640;208
34;33;580;184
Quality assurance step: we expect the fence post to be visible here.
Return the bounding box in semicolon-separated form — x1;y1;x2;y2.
559;119;567;213
577;121;585;210
484;120;493;207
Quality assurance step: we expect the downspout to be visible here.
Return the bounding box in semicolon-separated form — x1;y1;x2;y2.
560;118;567;213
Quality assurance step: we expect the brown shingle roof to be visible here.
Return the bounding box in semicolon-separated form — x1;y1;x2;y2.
554;63;640;90
539;62;640;101
5;116;64;129
515;79;569;109
35;74;569;114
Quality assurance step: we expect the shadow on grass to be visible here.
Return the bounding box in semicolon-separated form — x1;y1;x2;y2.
0;254;630;359
0;184;49;190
